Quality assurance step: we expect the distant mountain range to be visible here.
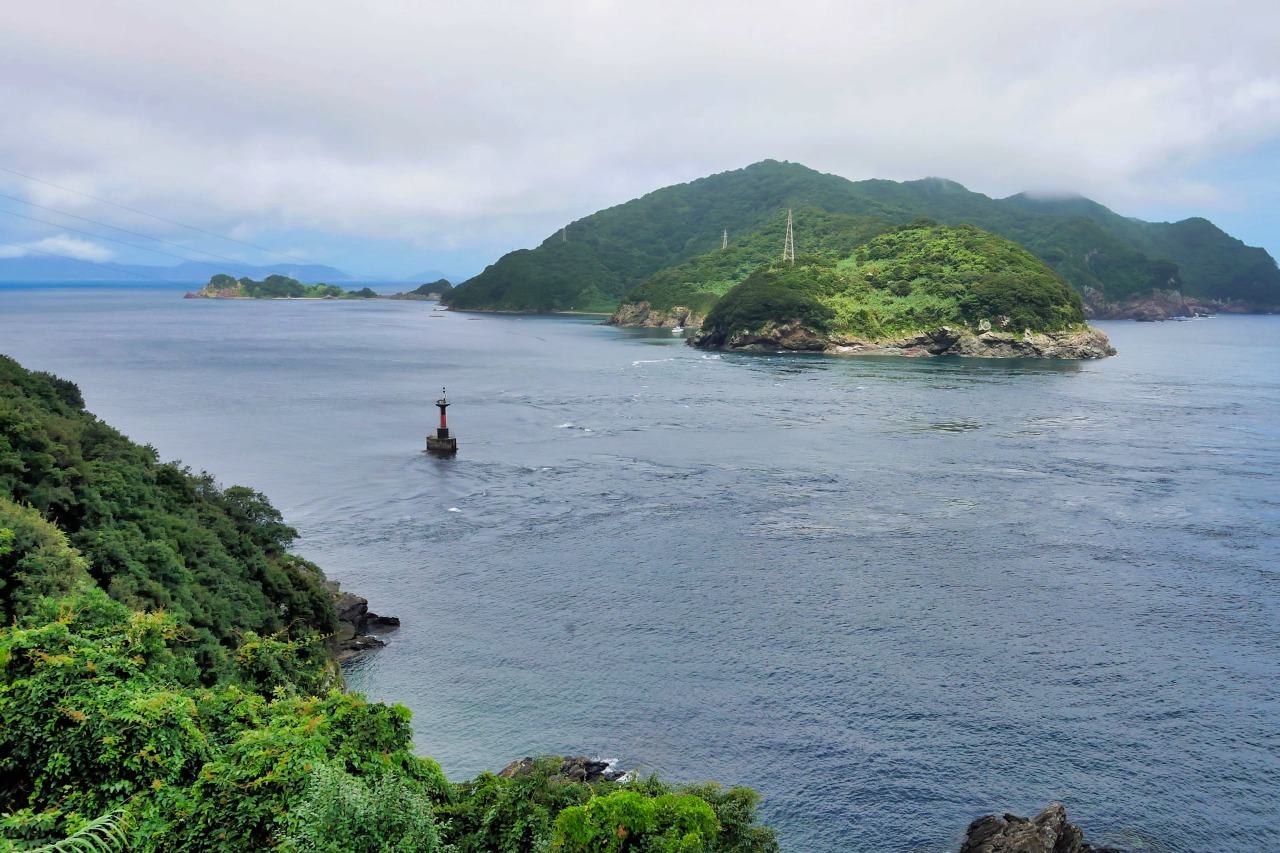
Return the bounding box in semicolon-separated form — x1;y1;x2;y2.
0;257;359;284
445;160;1280;315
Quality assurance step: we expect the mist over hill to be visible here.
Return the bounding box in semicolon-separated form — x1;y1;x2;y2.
444;160;1280;316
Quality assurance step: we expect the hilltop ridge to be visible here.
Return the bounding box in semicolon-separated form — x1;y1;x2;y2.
443;160;1280;320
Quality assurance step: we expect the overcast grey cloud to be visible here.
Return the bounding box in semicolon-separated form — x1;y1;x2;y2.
2;0;1278;277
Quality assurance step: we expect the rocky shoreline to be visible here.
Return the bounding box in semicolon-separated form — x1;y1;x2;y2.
960;803;1126;853
1080;287;1270;321
498;755;628;784
605;300;702;329
609;291;1276;330
689;321;1117;359
329;583;400;663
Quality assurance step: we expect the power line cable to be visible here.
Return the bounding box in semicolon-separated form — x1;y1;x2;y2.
0;190;262;269
0;238;177;283
0;164;315;265
0;207;227;267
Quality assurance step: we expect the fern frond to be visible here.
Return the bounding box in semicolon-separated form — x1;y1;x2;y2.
26;810;130;853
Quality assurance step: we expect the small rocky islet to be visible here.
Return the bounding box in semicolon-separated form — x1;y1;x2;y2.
680;222;1116;359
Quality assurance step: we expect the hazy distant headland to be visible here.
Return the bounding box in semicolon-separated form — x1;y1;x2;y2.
185;274;451;300
186;273;378;299
442;160;1280;334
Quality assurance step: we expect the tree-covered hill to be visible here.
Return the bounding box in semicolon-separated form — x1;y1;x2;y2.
190;273;379;299
0;355;338;682
445;160;1280;315
445;160;911;312
0;356;778;852
693;222;1096;356
611;210;893;324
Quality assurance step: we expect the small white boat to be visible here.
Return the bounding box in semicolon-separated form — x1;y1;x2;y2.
671;325;684;335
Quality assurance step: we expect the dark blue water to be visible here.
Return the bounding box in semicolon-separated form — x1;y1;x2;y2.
2;285;1277;853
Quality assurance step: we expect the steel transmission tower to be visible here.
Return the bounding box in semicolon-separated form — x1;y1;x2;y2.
783;209;795;265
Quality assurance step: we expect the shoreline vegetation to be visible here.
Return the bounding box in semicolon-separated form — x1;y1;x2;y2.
0;354;778;852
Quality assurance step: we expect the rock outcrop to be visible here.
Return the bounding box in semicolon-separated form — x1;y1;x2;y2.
330;585;400;663
959;804;1125;853
1080;287;1256;321
605;301;701;329
690;321;1116;359
498;755;627;784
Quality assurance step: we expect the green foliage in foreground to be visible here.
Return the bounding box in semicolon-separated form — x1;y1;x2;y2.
0;595;776;852
0;593;448;852
198;274;378;299
0;356;778;852
0;356;337;683
699;222;1086;343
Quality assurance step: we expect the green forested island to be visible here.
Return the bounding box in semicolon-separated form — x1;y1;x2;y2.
442;160;1280;323
187;273;379;299
689;222;1116;358
0;355;776;852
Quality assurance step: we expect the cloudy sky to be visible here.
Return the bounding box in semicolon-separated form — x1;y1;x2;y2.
2;0;1278;280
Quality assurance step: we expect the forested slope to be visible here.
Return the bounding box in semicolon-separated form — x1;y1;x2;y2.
692;222;1104;359
446;161;1280;316
0;356;777;852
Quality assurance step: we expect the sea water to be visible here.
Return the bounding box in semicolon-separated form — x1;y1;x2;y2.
1;285;1276;852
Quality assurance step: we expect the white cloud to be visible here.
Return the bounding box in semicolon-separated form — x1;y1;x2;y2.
0;234;115;262
0;0;1278;263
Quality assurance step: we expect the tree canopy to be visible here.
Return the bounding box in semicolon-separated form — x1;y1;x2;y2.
698;223;1086;344
195;274;378;299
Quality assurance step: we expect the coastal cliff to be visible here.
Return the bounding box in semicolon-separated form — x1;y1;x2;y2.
1079;286;1263;321
605;300;700;329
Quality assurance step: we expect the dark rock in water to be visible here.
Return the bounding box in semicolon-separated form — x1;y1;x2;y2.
959;804;1126;853
498;755;626;784
558;756;626;783
365;614;401;633
339;633;386;656
330;585;399;663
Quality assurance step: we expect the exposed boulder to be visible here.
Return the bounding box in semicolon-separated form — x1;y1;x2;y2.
498;755;627;784
959;804;1125;853
330;585;399;663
